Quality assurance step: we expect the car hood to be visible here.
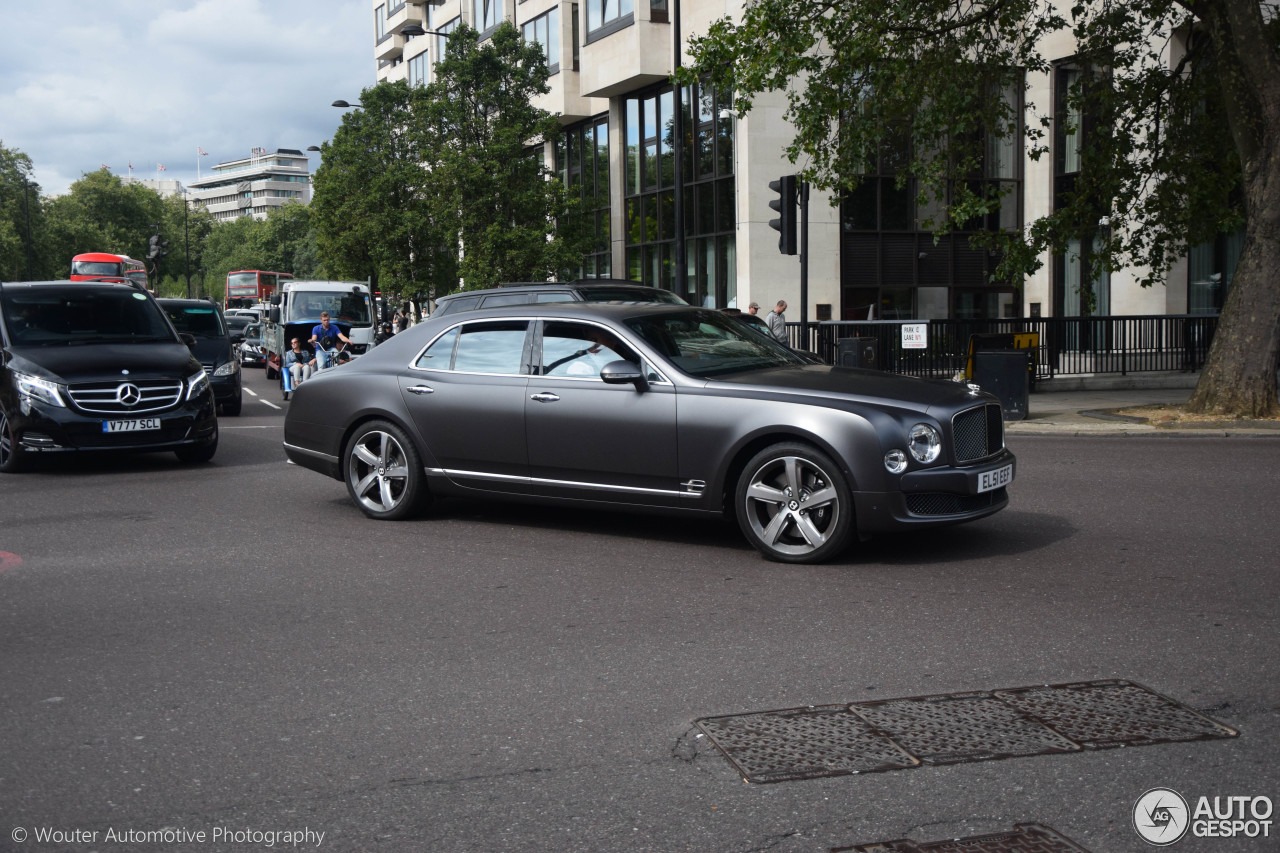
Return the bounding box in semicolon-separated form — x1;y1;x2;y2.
7;343;202;383
708;364;980;411
185;335;233;363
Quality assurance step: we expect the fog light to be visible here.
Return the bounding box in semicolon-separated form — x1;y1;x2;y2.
884;449;908;474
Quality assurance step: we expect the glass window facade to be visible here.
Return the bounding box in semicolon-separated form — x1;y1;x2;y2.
474;0;500;34
839;84;1023;320
623;81;735;307
585;0;633;39
558;115;611;278
522;8;560;73
1052;62;1109;318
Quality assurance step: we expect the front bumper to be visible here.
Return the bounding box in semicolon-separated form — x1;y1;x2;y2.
11;394;217;454
854;449;1016;532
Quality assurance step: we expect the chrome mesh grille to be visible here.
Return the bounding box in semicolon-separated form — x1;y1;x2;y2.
67;380;184;415
952;403;1003;462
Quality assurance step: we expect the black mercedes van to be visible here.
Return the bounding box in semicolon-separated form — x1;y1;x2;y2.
0;280;218;472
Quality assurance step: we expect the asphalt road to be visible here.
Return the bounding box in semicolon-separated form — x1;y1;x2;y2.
1;367;1276;852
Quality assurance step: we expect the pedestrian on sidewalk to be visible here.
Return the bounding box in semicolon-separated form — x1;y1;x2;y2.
767;300;788;344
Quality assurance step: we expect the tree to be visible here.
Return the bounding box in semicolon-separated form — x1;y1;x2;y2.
44;169;165;275
424;23;590;288
687;0;1280;417
0;141;45;281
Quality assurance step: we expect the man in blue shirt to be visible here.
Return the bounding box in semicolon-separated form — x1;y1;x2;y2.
308;311;352;369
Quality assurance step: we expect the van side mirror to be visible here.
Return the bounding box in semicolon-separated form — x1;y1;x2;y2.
180;333;197;349
269;308;280;324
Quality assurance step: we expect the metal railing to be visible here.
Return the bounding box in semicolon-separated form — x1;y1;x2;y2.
789;314;1220;379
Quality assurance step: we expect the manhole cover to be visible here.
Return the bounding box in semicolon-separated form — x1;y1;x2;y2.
694;705;918;783
696;680;1235;783
832;822;1091;852
993;680;1239;748
849;692;1081;765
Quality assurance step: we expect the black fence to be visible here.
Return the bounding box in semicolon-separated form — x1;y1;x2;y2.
789;315;1220;379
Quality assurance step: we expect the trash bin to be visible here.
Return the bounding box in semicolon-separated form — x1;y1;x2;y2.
837;337;878;369
972;350;1030;421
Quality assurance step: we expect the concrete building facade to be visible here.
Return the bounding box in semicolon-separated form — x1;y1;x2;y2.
370;0;1235;322
188;149;312;223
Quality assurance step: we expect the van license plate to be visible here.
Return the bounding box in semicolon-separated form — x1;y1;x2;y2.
103;418;161;433
977;464;1013;493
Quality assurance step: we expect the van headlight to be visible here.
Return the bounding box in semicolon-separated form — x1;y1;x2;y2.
186;369;211;400
908;423;942;463
213;360;239;376
14;371;66;408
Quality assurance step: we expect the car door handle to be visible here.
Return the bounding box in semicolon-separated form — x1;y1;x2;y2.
530;393;560;403
406;385;435;395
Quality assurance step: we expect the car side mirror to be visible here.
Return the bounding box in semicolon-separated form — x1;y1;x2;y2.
600;359;648;391
180;333;197;349
230;333;245;344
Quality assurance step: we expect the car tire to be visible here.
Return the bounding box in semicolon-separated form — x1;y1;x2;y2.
175;422;218;464
0;409;29;473
222;395;242;416
265;362;278;380
344;419;429;521
735;441;853;564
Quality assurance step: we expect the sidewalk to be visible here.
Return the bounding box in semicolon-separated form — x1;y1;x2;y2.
1004;372;1280;436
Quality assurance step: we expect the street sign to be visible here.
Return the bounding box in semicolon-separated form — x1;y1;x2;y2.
902;323;927;349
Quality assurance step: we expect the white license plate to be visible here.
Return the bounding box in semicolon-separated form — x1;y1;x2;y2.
977;463;1013;493
103;418;162;433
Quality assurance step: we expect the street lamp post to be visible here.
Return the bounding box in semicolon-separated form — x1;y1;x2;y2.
672;0;687;301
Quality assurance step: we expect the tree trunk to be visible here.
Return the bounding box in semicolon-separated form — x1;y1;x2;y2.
1186;0;1280;418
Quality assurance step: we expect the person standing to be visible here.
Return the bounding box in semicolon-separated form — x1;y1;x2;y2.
767;300;789;344
747;302;760;316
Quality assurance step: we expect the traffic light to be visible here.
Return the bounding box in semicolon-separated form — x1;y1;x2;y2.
768;175;798;255
148;234;170;260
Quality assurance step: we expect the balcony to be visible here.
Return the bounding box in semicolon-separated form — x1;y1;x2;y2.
375;31;406;62
388;1;425;34
533;70;608;123
578;17;671;99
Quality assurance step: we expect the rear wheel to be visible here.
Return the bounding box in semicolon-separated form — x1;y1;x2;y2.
344;420;429;520
735;442;853;564
0;409;28;473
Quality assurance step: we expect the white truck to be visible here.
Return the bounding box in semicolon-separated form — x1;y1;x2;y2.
263;279;376;396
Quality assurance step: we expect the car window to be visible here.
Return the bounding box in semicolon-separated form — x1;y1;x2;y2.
534;292;575;303
425;321;529;374
436;296;479;316
164;304;226;336
539;321;640;379
480;293;531;308
415;327;459;369
2;287;174;346
625;310;799;378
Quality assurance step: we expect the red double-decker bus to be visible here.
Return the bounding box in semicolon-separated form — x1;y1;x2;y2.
70;253;149;291
226;270;293;310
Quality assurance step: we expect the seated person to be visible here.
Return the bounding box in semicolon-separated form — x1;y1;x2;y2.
542;323;639;378
284;337;315;385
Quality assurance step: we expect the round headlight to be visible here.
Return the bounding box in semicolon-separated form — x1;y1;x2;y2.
908;423;942;463
884;449;908;474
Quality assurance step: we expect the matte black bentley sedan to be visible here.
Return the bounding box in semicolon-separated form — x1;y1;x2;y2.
283;304;1014;563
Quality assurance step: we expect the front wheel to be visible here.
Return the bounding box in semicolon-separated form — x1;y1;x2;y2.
344;420;430;520
0;409;29;473
175;422;219;464
735;442;853;564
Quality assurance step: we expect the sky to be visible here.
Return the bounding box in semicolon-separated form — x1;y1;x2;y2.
0;0;375;197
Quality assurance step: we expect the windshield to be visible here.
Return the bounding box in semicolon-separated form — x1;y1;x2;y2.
288;291;372;326
581;288;687;305
2;286;175;346
161;303;227;337
72;260;123;277
625;310;802;378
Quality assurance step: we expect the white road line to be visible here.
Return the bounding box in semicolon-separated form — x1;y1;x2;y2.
261;400;282;410
245;388;260;397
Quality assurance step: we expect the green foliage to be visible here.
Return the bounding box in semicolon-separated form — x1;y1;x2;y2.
0;141;45;280
685;0;1252;288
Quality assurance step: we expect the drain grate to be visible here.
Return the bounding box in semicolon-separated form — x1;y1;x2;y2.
695;680;1236;784
849;692;1080;766
694;704;919;784
832;822;1092;852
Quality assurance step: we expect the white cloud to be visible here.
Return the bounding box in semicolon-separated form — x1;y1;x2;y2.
0;0;373;196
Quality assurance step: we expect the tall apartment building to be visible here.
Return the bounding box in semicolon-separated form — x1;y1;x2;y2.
371;0;1234;322
188;149;312;223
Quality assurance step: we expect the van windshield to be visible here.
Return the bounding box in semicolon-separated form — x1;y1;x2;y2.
288;291;372;325
2;286;175;347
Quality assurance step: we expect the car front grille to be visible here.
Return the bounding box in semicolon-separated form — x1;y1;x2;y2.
952;403;1004;462
906;487;1007;517
66;380;184;415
